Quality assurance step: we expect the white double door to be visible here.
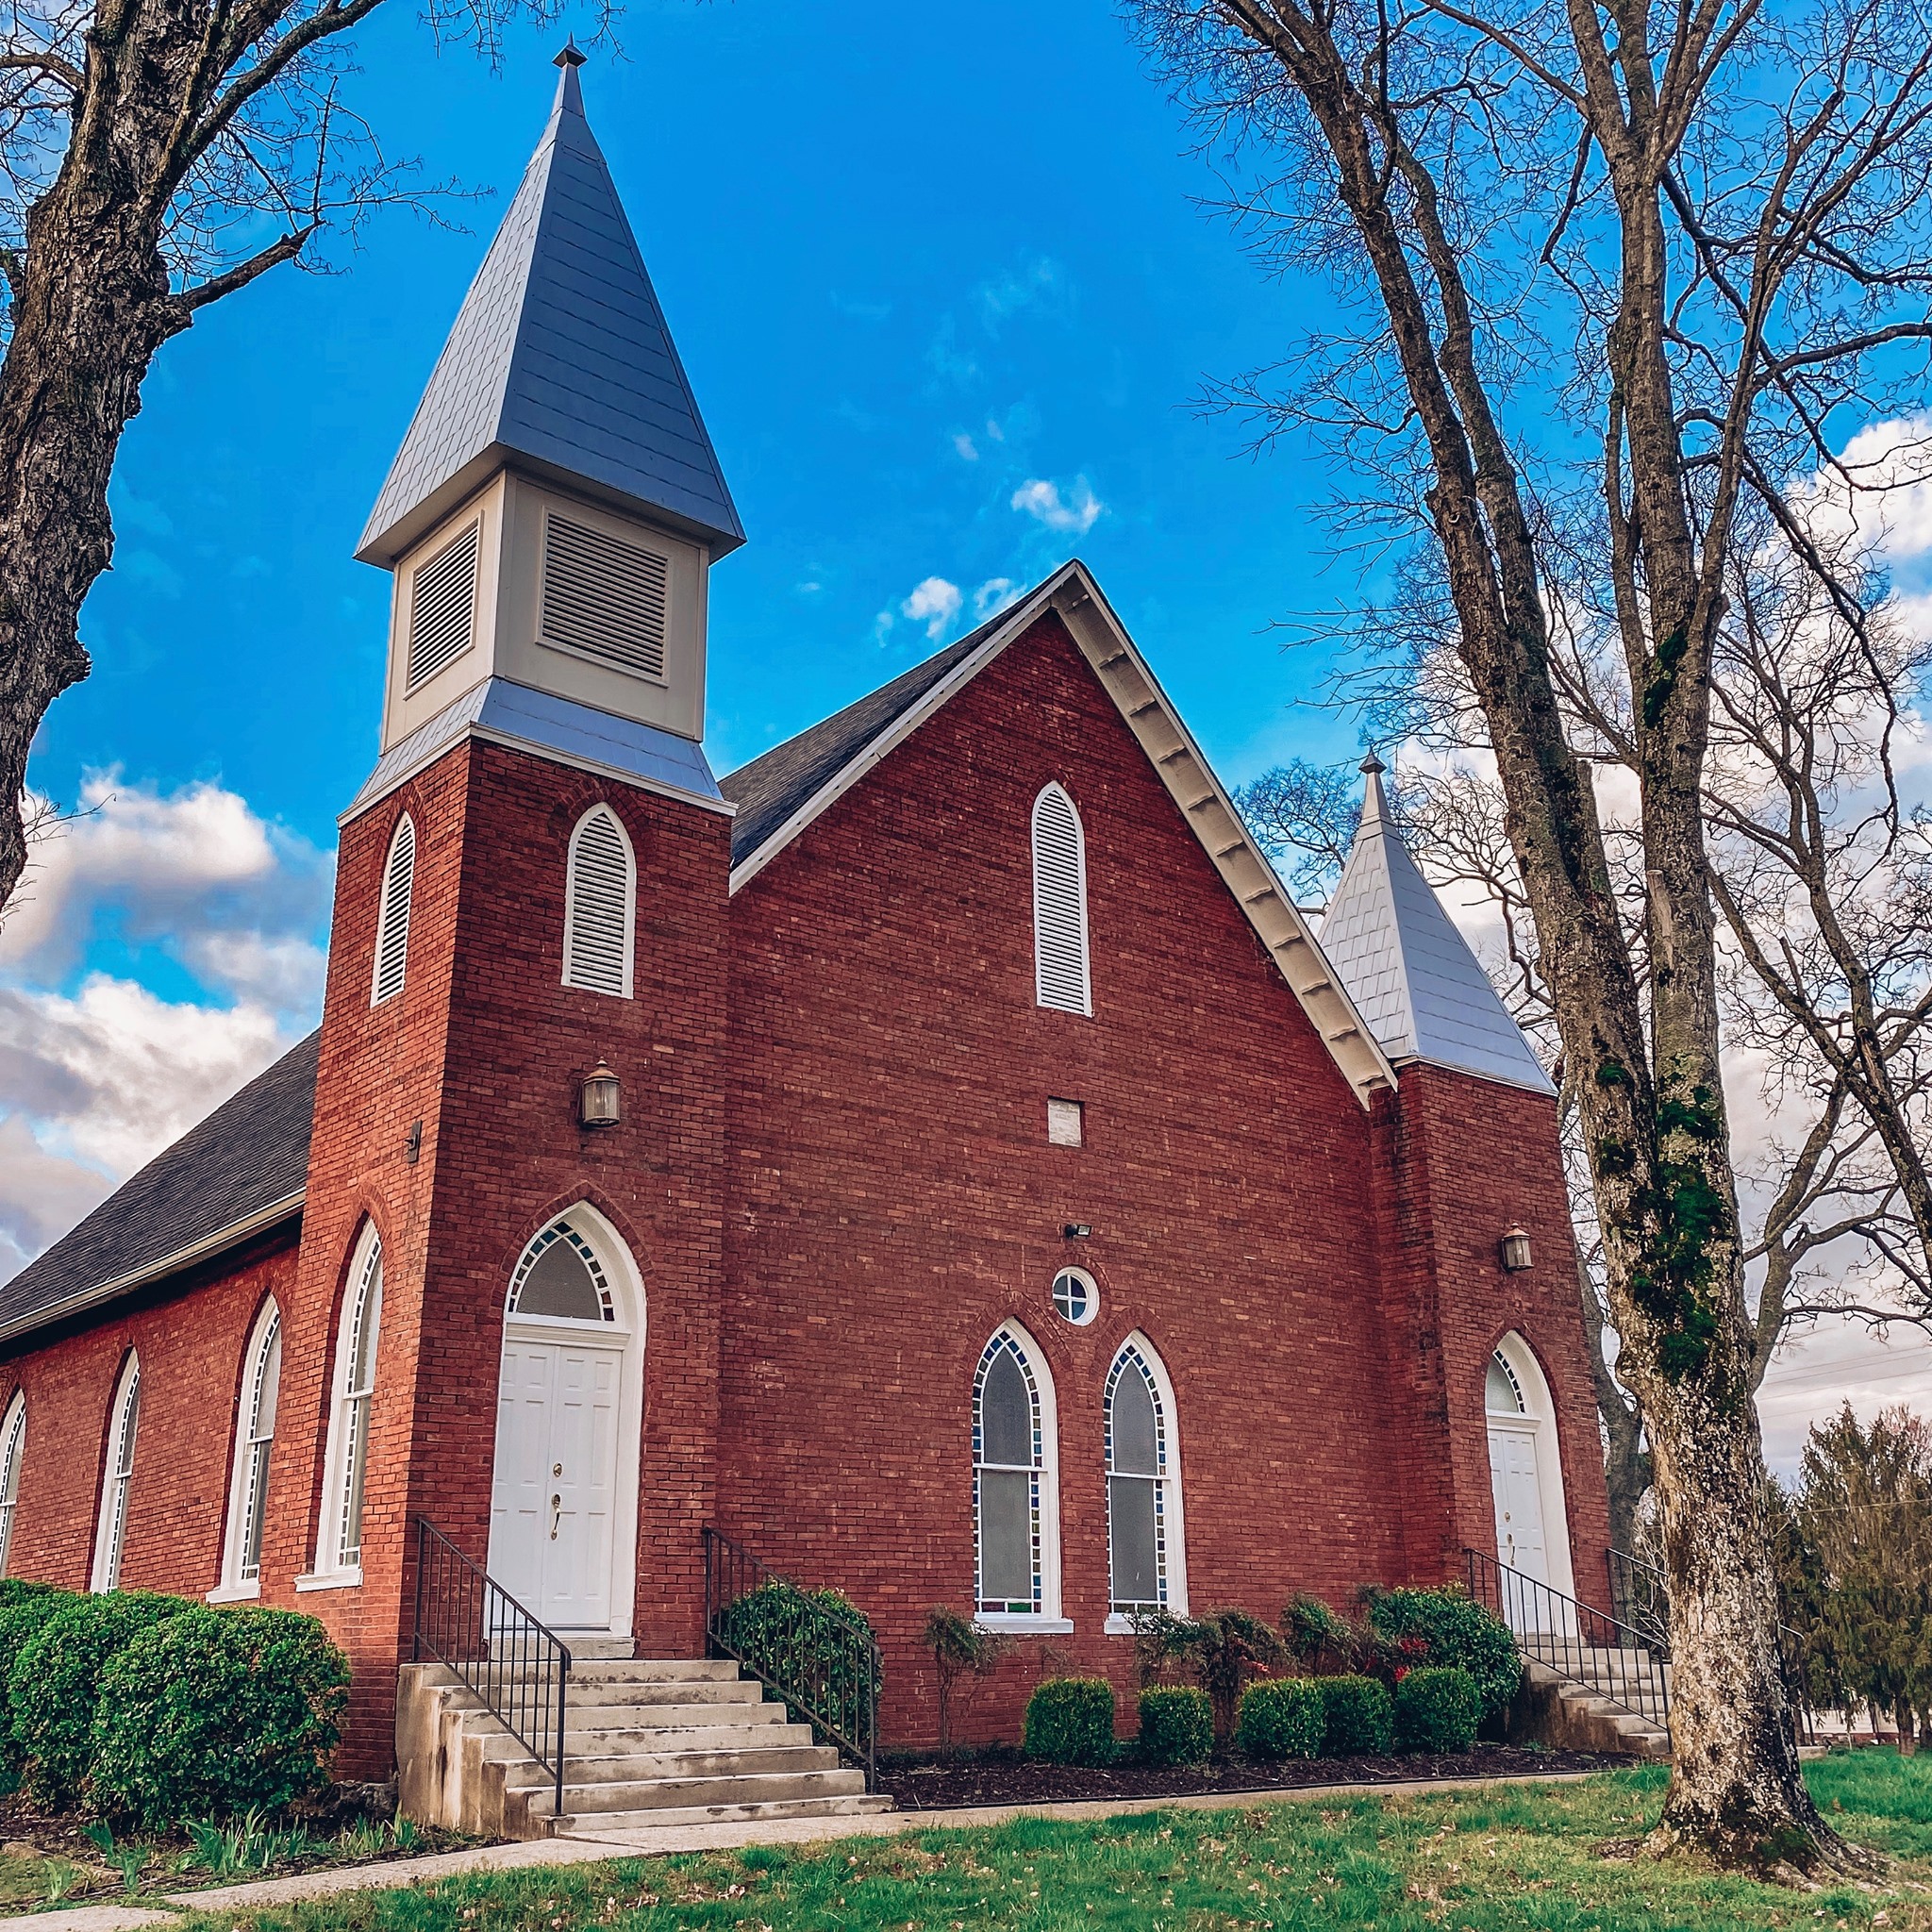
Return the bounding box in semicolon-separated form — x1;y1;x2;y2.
488;1329;624;1630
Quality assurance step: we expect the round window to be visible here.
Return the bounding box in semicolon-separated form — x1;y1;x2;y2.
1052;1267;1098;1326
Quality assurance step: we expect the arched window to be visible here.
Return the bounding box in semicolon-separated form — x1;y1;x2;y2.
92;1356;141;1592
1486;1350;1526;1415
371;813;416;1005
974;1325;1060;1621
508;1219;617;1323
317;1229;382;1578
0;1392;24;1576
1105;1338;1187;1620
220;1301;283;1593
1031;784;1091;1015
563;806;636;998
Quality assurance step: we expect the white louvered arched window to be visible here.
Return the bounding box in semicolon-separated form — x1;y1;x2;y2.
1031;783;1091;1015
371;813;416;1006
92;1355;141;1592
0;1392;24;1576
563;805;636;999
221;1301;282;1592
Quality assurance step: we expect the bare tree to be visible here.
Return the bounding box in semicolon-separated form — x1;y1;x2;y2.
0;0;560;915
1134;0;1932;1864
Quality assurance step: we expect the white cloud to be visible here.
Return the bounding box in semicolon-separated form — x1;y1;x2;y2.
973;577;1021;621
954;433;979;463
1011;476;1104;537
901;576;964;641
974;258;1064;332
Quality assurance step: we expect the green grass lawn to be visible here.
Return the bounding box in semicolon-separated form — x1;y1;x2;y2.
170;1751;1932;1932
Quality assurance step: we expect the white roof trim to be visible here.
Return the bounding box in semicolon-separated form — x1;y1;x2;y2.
0;1190;306;1349
727;560;1397;1107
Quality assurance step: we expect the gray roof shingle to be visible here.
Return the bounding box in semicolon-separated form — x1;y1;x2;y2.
358;59;742;565
0;1031;317;1342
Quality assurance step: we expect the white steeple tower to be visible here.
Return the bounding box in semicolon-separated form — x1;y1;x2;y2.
1320;755;1555;1093
352;49;740;791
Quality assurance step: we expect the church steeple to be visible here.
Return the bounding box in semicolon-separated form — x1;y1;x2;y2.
1320;755;1555;1093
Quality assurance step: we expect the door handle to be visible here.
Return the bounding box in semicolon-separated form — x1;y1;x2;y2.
549;1493;561;1541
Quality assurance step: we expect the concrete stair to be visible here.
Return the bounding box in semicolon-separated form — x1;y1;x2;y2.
1513;1638;1672;1759
397;1655;893;1840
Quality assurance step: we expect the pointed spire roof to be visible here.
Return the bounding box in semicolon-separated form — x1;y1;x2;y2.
1320;756;1555;1093
358;51;743;566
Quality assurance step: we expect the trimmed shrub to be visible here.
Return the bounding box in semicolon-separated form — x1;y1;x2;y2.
1393;1666;1482;1754
10;1591;188;1807
1319;1674;1394;1756
0;1586;74;1793
713;1581;882;1747
1366;1587;1519;1717
1138;1685;1213;1766
1237;1677;1326;1760
90;1606;350;1828
1024;1677;1116;1765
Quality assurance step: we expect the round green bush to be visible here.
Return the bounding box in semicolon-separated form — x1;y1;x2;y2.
1237;1677;1326;1760
1138;1685;1212;1765
713;1581;881;1746
90;1605;350;1828
1318;1674;1394;1756
9;1591;188;1807
1366;1587;1519;1716
0;1587;74;1793
1393;1666;1482;1754
1024;1676;1117;1765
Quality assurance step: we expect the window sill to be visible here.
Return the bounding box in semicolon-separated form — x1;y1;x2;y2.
206;1579;260;1605
294;1567;362;1592
1106;1612;1178;1636
974;1615;1074;1634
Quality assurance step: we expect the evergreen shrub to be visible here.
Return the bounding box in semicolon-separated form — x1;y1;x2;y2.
1393;1666;1483;1753
9;1591;187;1806
1137;1685;1212;1765
0;1585;73;1792
713;1581;881;1746
1023;1677;1116;1764
1318;1674;1394;1755
1366;1588;1519;1716
1236;1677;1326;1760
90;1606;349;1827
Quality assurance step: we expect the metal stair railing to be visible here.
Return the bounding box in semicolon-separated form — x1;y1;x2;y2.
1464;1546;1673;1735
703;1526;880;1790
412;1518;572;1819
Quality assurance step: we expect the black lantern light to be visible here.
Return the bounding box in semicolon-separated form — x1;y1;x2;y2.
578;1059;622;1128
1500;1226;1533;1272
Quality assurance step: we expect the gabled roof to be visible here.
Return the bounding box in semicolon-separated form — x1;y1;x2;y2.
358;55;742;567
1320;758;1555;1094
721;561;1397;1106
0;1031;317;1347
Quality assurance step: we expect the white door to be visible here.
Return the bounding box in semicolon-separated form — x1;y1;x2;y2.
489;1334;623;1629
1489;1421;1550;1629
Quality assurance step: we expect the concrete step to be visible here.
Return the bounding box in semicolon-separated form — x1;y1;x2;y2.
494;1659;745;1687
538;1678;771;1711
515;1743;841;1786
528;1767;871;1815
548;1792;894;1836
561;1718;815;1752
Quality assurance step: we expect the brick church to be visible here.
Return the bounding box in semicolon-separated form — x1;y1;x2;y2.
0;55;1608;1770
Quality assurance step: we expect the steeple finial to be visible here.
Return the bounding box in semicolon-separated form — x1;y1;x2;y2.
1358;751;1391;829
552;39;586;114
554;38;586;66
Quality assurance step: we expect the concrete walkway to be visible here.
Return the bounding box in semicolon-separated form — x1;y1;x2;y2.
9;1770;1601;1928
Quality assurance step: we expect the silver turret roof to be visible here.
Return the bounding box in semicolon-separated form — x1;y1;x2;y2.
358;52;743;566
1320;757;1556;1094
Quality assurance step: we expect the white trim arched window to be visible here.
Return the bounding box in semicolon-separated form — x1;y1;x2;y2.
1484;1331;1577;1607
215;1301;282;1598
0;1392;25;1577
973;1324;1063;1627
308;1227;382;1586
1031;783;1091;1015
563;805;636;999
371;813;416;1005
92;1355;141;1592
1104;1336;1188;1626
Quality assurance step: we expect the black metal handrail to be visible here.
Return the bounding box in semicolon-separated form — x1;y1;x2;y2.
1465;1546;1674;1735
703;1526;880;1790
412;1519;572;1819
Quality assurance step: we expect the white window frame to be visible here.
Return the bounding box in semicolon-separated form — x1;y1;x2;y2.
212;1300;282;1601
301;1225;382;1591
1103;1335;1189;1634
1031;783;1092;1016
562;804;637;999
973;1322;1068;1632
371;812;416;1006
0;1391;25;1578
91;1355;141;1593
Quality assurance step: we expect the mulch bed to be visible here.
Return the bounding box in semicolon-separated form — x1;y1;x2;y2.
878;1743;1636;1810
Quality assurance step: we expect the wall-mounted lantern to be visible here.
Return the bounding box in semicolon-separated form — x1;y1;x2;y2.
1500;1226;1533;1272
578;1060;622;1128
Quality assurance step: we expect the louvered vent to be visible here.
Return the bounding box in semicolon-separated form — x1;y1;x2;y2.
406;523;479;691
1032;784;1091;1015
564;806;634;998
371;815;415;1006
540;514;669;680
